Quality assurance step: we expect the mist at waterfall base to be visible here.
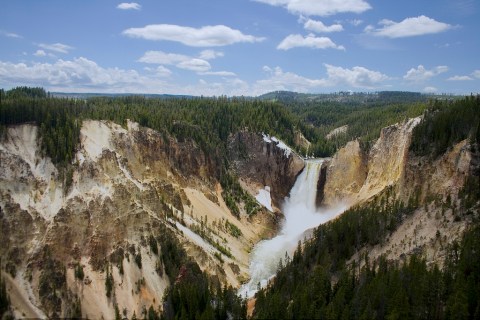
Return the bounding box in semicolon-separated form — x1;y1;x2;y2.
239;160;346;298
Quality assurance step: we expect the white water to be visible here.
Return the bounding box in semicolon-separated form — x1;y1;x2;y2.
239;159;345;298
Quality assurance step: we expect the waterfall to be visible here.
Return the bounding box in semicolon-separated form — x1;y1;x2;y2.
239;159;344;298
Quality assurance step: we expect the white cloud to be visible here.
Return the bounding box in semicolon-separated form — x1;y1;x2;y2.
117;2;141;10
253;0;371;16
38;43;74;54
199;49;224;60
138;51;189;65
277;34;345;50
155;66;172;77
254;64;388;94
34;50;47;57
303;19;343;33
447;75;473;81
138;50;211;72
199;71;237;77
423;86;438;93
349;19;363;26
367;15;452;38
323;64;389;88
137;50;236;76
403;65;448;82
472;70;480;79
122;24;265;47
0;57;393;96
0;57;170;93
255;66;324;93
177;59;211;72
0;56;233;95
0;31;22;38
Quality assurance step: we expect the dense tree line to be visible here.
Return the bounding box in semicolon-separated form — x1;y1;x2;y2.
410;95;480;158
1;88;304;164
284;99;427;154
0;88;83;168
1;87;435;168
260;90;432;155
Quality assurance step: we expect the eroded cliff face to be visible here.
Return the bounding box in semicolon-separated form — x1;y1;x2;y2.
322;139;368;205
228;131;305;210
323;117;421;206
323;116;476;268
0;121;275;319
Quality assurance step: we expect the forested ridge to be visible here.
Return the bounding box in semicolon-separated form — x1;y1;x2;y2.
410;95;480;158
0;87;437;164
0;87;310;164
0;87;307;216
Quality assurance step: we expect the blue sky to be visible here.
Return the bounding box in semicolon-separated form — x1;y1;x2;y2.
0;0;478;96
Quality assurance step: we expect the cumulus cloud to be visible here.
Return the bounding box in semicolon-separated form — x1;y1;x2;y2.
253;0;371;16
199;49;224;60
366;15;452;38
403;65;448;82
0;30;22;38
117;2;141;10
277;34;345;50
154;66;172;77
472;70;480;79
199;71;237;77
122;24;264;47
0;56;393;96
34;50;47;57
177;59;211;72
423;86;438;93
0;57;247;95
303;19;343;33
447;75;473;81
349;19;363;26
0;57;170;93
138;51;189;65
255;66;324;93
137;50;234;76
38;43;74;54
323;64;389;88
140;51;210;72
254;64;388;94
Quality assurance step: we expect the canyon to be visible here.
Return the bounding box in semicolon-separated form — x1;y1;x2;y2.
1;114;477;318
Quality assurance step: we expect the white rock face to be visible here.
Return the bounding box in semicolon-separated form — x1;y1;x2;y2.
255;186;273;212
81;120;117;161
0;124;62;221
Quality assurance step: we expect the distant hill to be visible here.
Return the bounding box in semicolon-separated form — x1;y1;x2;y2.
258;90;456;104
51;92;195;99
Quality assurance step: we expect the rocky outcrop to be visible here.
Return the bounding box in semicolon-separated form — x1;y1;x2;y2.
401;139;473;203
323;116;477;271
323;139;368;205
228;131;304;209
323;117;420;206
323;116;474;208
